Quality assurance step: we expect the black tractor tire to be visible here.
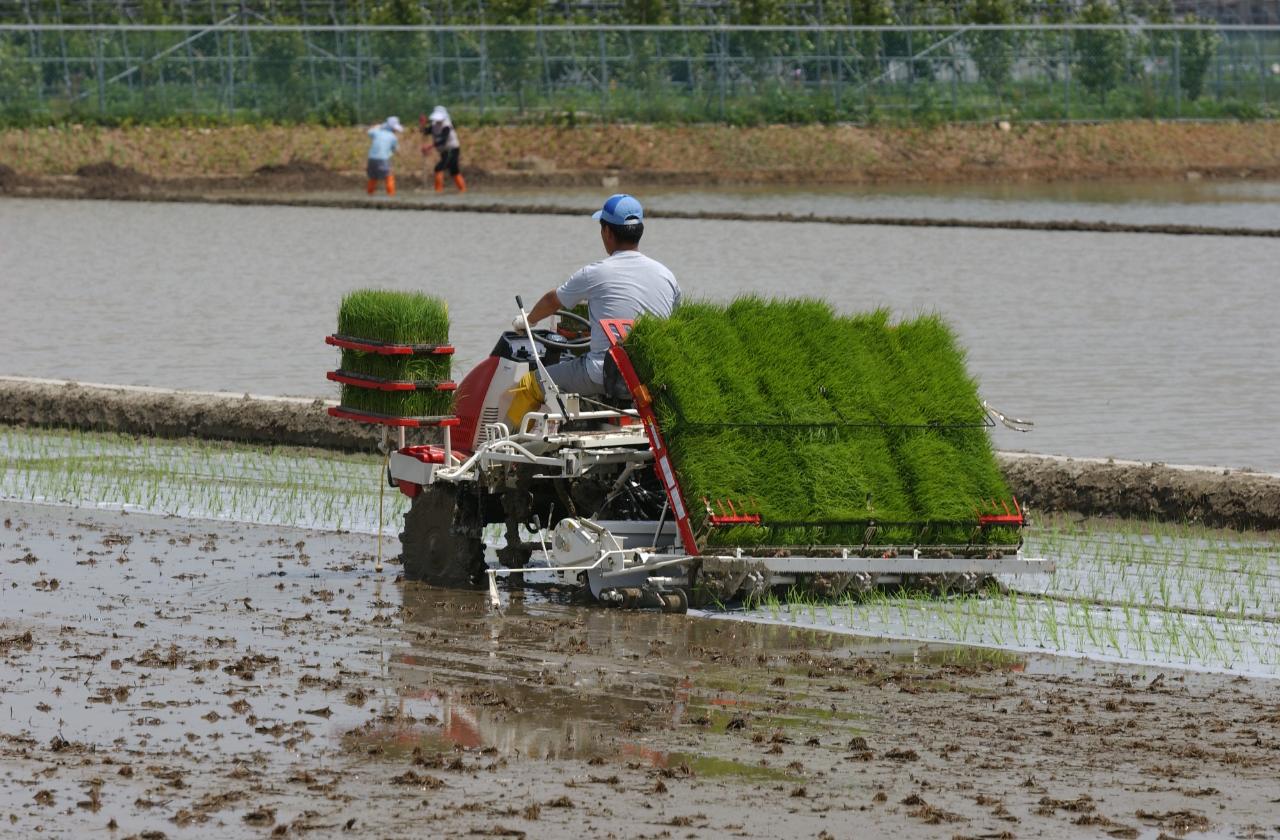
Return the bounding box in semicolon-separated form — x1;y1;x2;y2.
398;485;487;588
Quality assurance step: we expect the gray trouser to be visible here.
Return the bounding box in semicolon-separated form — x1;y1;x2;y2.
539;356;606;396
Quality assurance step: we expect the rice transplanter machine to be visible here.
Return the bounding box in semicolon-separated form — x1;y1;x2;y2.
327;303;1052;611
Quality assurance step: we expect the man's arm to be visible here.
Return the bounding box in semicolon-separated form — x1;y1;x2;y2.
524;289;563;326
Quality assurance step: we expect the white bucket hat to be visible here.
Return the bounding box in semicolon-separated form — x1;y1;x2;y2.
429;106;449;123
384;115;404;133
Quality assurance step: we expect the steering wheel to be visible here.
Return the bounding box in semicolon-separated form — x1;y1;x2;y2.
541;309;592;349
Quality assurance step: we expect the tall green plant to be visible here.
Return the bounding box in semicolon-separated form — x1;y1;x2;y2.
370;0;429;94
1177;16;1218;101
1073;0;1125;101
252;18;307;118
965;0;1021;92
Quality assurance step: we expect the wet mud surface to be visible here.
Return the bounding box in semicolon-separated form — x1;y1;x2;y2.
6;171;1277;238
4;499;1280;838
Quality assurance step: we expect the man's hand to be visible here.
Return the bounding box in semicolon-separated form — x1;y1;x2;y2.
511;316;527;334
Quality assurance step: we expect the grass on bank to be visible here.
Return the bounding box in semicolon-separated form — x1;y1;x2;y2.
335;289;452;417
624;297;1016;547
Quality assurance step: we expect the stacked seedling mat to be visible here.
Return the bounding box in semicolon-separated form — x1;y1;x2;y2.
623;297;1019;550
326;289;456;428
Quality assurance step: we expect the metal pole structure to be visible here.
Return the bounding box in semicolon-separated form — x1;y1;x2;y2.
95;31;106;112
599;28;608;118
1259;32;1267;106
539;25;549;103
1214;27;1223;100
227;21;235;113
1063;31;1070;119
951;31;959;115
51;0;73;98
179;2;199;112
480;28;488;116
1174;35;1181;116
829;27;839;114
717;29;726;119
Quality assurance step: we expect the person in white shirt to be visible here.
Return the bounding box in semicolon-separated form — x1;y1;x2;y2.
365;116;402;195
507;194;680;423
421;105;465;193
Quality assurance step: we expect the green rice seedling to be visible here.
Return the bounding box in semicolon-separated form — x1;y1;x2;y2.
334;289;453;417
337;289;450;345
624;297;1015;549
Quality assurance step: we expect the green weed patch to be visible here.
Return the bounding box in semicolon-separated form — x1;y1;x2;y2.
624;297;1017;547
334;289;452;417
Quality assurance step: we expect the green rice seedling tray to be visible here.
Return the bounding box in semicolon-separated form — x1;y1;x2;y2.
622;297;1019;549
329;289;455;421
326;370;457;392
325;334;455;356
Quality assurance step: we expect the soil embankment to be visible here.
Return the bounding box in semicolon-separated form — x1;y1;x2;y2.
4;376;1278;530
2;121;1278;195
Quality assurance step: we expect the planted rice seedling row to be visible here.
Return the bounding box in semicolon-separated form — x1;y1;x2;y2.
0;427;407;535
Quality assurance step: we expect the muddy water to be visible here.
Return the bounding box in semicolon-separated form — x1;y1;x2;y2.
5;499;1280;838
2;197;1278;471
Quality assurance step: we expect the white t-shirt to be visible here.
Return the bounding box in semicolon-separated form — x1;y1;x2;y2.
556;250;681;384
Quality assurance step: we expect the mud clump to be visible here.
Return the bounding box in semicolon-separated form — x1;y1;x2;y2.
251;159;348;190
74;160;154;196
75;160;152;183
1000;453;1280;531
253;160;330;177
0;162;20;193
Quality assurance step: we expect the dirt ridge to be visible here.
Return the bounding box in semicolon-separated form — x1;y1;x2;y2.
3;376;1277;530
10;187;1278;237
4;121;1280;188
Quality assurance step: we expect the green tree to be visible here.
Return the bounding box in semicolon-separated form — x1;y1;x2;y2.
0;38;40;115
1073;0;1125;101
849;0;895;80
965;0;1020;92
1176;16;1218;101
370;0;429;91
619;0;671;106
252;19;307;118
484;0;544;113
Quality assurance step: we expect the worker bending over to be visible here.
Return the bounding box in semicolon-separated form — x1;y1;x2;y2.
422;106;465;193
508;194;680;424
365;116;403;196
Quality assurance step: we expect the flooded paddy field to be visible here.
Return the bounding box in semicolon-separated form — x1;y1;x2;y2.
3;178;1279;837
2;196;1279;471
5;493;1280;838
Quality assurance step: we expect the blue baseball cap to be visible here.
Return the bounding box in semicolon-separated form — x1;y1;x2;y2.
592;194;644;226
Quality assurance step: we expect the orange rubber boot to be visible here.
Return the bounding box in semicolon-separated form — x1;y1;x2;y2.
453;173;467;193
365;179;377;195
386;173;396;196
434;171;445;192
